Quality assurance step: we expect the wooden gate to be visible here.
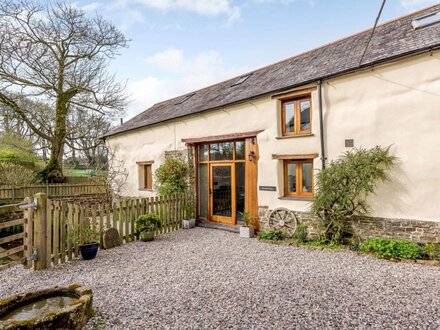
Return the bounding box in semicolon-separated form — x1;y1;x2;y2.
0;193;190;271
0;199;33;271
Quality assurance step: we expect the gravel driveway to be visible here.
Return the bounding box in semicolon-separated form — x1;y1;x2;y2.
1;228;439;329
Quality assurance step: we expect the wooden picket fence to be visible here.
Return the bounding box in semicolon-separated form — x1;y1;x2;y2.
64;176;97;184
11;192;191;270
0;183;106;204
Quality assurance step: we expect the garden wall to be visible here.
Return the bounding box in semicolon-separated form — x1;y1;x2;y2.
258;207;440;243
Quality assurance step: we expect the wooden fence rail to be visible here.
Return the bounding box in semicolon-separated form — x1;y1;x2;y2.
0;201;33;271
0;183;106;203
64;176;97;185
33;193;189;270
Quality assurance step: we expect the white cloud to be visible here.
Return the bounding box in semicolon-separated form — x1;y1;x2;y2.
400;0;436;10
80;2;103;12
126;49;249;118
112;0;241;25
145;48;185;72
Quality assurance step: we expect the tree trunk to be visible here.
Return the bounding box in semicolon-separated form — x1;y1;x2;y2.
42;95;68;182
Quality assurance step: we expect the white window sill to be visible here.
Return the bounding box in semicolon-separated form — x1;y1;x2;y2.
276;133;314;140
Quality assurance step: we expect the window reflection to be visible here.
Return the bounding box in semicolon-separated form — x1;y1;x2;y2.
210;142;233;161
284;103;295;133
235;141;245;160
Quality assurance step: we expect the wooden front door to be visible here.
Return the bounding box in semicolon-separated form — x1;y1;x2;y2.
209;163;236;224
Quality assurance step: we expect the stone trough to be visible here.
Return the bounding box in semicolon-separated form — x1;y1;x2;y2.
0;284;93;330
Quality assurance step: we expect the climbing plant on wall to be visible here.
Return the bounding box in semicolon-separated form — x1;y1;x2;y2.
155;155;189;196
311;146;396;244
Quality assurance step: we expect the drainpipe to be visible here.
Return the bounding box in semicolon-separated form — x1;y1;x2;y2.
317;80;326;169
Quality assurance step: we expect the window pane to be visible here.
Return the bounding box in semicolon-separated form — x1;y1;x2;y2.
210;142;233;161
212;166;232;217
287;163;297;193
235;141;245;160
198;164;208;218
300;100;311;131
284;103;295;133
235;162;245;223
198;144;208;162
302;162;313;193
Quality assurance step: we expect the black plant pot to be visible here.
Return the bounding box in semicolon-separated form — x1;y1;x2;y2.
79;243;99;260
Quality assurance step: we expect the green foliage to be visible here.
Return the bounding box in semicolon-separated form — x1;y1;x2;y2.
135;213;162;233
240;211;257;227
0;162;36;185
293;224;308;243
305;239;346;250
258;230;284;241
311;146;396;244
70;223;103;245
421;243;439;260
155;157;189;196
360;237;421;260
183;203;194;219
0;133;37;167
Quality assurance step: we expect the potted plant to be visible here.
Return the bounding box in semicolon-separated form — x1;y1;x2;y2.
136;212;162;241
72;223;102;260
239;211;255;238
182;202;196;229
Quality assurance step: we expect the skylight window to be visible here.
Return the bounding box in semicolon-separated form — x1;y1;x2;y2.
412;12;440;30
231;74;252;87
175;93;195;105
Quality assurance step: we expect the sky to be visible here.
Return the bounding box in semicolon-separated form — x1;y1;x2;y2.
66;0;437;119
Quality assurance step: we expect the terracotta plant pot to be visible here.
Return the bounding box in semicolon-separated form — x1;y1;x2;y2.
79;243;99;260
140;231;154;242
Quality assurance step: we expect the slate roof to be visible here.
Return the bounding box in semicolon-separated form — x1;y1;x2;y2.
105;4;440;138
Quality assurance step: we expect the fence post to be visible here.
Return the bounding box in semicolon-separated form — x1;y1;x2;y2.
23;197;34;269
33;193;47;270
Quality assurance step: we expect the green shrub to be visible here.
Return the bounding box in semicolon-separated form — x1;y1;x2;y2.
0;162;36;185
155;157;189;196
258;230;284;241
70;222;102;245
135;213;162;233
360;237;421;260
305;239;346;250
0;133;37;167
421;243;439;260
293;224;308;243
311;146;396;244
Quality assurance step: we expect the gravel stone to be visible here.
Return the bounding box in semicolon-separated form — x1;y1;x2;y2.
1;228;439;329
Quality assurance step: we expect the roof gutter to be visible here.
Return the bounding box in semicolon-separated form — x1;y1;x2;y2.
103;45;440;139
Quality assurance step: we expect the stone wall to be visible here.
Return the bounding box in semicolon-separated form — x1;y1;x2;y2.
258;206;440;243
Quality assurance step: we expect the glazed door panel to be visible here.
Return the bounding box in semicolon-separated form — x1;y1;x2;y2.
210;163;236;224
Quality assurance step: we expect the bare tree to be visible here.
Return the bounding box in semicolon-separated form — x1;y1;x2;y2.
66;109;112;168
92;146;128;202
0;0;128;181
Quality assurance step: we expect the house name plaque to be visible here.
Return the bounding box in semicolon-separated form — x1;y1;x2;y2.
259;186;277;192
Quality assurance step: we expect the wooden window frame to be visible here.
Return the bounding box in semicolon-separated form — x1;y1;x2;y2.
195;140;248;224
142;164;153;190
281;95;312;136
197;141;246;164
283;159;314;198
146;164;153;189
